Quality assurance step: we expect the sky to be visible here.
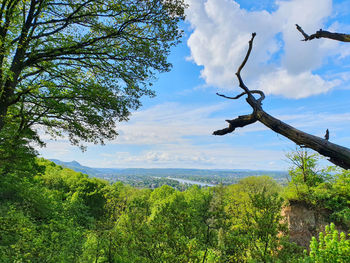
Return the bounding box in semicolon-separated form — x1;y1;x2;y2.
38;0;350;170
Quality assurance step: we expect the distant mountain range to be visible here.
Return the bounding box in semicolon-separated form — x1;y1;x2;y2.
50;159;289;185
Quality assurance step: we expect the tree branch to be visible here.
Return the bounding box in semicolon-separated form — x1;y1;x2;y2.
213;114;257;136
216;90;265;103
214;33;350;169
296;24;350;42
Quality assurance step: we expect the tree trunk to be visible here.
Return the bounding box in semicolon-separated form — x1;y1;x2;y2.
257;110;350;169
0;101;7;131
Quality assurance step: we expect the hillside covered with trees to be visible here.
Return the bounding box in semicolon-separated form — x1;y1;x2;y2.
1;154;350;262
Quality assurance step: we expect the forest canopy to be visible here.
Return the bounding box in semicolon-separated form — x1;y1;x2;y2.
1;156;350;262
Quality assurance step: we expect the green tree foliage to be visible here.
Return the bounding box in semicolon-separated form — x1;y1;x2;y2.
0;159;312;262
327;170;350;226
3;156;350;262
0;168;86;262
223;176;291;262
301;223;350;263
0;0;186;147
285;149;325;201
287;149;322;187
0;118;42;176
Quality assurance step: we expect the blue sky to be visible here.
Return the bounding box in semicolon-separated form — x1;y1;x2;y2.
39;0;350;170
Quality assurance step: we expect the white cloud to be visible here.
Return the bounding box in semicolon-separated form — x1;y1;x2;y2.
257;69;338;98
88;143;287;170
185;0;343;98
112;102;228;145
276;0;332;72
38;140;75;159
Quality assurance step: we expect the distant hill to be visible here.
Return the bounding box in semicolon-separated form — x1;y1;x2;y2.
50;159;289;186
50;159;102;176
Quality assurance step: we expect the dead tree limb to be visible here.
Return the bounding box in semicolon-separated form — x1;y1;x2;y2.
213;33;350;169
296;24;350;42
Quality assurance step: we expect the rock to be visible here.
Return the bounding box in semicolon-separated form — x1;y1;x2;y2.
281;201;330;248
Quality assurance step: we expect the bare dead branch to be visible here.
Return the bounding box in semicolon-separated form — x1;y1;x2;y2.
296;24;350;42
216;90;265;102
295;24;310;40
213;114;257;136
235;33;256;98
214;33;350;169
237;32;256;76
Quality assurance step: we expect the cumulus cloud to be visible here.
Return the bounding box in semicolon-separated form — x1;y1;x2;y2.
257;69;339;98
185;0;344;98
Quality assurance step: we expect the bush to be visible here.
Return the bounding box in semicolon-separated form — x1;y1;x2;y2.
302;223;350;263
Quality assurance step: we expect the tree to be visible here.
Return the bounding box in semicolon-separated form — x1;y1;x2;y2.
245;188;286;263
213;28;350;169
221;176;289;262
286;149;323;187
0;0;185;148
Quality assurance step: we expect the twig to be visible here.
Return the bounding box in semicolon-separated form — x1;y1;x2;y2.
296;24;350;42
295;24;310;40
234;33;258;106
216;90;265;102
236;33;256;76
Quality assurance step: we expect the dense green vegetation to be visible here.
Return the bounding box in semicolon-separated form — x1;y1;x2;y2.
306;223;350;263
0;158;292;262
2;151;350;263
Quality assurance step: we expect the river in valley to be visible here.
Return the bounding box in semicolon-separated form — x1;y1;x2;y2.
167;177;215;187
